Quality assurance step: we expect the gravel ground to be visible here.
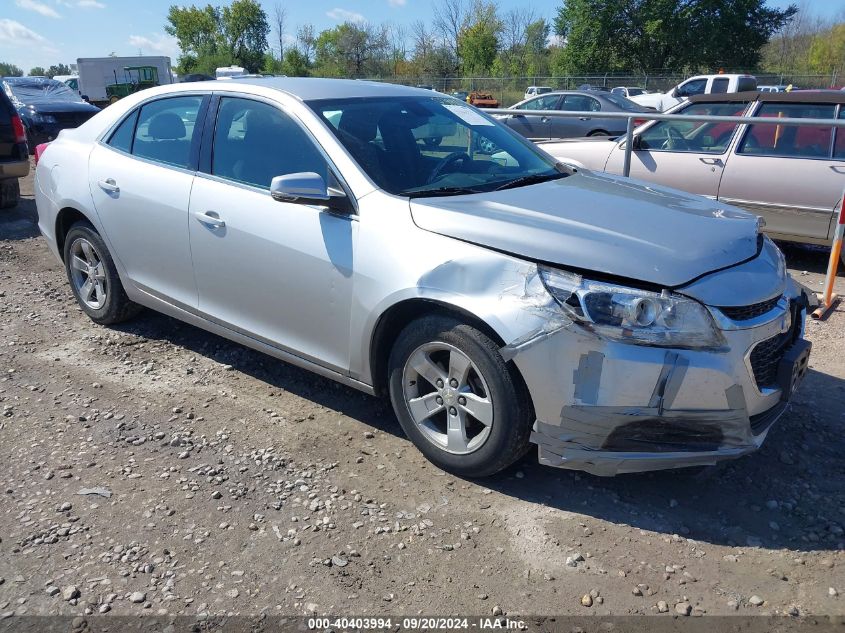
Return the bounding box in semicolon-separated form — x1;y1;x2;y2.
1;166;843;620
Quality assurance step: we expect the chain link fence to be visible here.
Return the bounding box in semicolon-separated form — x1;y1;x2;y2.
370;72;841;107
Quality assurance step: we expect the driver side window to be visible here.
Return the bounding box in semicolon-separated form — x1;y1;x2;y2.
638;102;746;153
212;97;328;189
676;79;706;97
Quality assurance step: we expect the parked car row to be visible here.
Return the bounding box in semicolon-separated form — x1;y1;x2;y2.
495;90;654;140
541;90;845;260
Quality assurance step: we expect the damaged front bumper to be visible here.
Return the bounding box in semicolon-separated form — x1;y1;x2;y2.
508;281;810;477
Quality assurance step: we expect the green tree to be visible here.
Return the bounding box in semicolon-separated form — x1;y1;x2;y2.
45;63;72;78
221;0;270;72
166;4;224;73
29;66;46;77
166;1;269;74
458;0;501;75
554;0;797;73
808;23;845;76
0;62;23;77
282;48;310;76
314;22;388;77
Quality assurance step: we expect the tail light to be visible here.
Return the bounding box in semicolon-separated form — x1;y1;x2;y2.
11;114;26;144
34;142;50;166
633;118;647;127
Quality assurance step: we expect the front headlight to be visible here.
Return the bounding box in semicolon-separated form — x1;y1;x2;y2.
539;266;724;349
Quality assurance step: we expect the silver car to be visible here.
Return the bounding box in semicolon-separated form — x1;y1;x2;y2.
34;78;811;477
499;90;652;140
541;91;845;257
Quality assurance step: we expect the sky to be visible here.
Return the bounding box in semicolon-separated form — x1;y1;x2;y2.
1;0;844;73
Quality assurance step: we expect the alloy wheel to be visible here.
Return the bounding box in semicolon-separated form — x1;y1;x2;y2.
69;237;108;310
401;342;494;455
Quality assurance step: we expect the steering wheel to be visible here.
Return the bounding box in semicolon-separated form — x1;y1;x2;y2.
660;126;690;151
427;152;471;184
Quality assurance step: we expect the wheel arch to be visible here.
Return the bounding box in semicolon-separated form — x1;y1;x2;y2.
55;206;96;260
369;298;530;400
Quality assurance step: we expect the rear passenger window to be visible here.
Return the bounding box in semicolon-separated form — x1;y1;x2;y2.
107;110;138;153
738;103;835;159
711;78;729;94
518;95;560;111
132;96;203;168
211;97;328;189
561;95;600;112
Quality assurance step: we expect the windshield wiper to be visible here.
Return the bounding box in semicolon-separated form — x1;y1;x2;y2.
493;172;568;191
401;186;481;199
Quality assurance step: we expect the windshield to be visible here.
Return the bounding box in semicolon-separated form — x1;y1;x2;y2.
2;78;83;105
625;88;645;96
602;93;644;111
309;96;564;197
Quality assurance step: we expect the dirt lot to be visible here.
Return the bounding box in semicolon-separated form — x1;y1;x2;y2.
1;166;844;621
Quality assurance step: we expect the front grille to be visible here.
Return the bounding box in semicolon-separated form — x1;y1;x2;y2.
719;295;780;321
748;302;800;389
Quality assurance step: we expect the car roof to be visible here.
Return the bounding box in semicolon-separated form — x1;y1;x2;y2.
689;90;845;104
159;77;438;101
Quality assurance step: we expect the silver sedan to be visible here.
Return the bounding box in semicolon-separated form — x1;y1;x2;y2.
497;90;653;140
33;78;810;477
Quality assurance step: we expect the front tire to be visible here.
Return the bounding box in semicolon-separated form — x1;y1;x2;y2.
388;315;533;477
63;221;141;325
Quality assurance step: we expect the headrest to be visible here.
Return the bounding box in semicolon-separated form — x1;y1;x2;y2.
338;109;377;142
148;112;186;140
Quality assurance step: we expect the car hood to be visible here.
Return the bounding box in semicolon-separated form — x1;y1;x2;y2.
21;100;98;114
410;170;760;288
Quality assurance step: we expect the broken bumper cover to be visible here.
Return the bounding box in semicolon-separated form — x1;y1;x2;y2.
509;295;810;476
531;401;788;476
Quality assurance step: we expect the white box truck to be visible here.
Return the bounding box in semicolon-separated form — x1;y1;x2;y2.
75;56;173;106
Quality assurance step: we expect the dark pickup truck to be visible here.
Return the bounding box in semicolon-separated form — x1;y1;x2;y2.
0;86;28;208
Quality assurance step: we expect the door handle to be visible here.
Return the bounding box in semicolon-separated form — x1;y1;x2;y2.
541;117;550;122
98;178;119;193
193;211;225;228
579;117;591;121
699;157;723;166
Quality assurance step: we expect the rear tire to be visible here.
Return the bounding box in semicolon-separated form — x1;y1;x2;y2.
63;221;142;325
588;129;610;137
0;179;20;209
388;315;533;477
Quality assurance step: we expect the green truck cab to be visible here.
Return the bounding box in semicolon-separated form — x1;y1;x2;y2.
106;66;160;104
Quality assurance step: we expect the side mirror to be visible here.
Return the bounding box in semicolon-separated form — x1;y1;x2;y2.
270;172;353;214
670;88;680;98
